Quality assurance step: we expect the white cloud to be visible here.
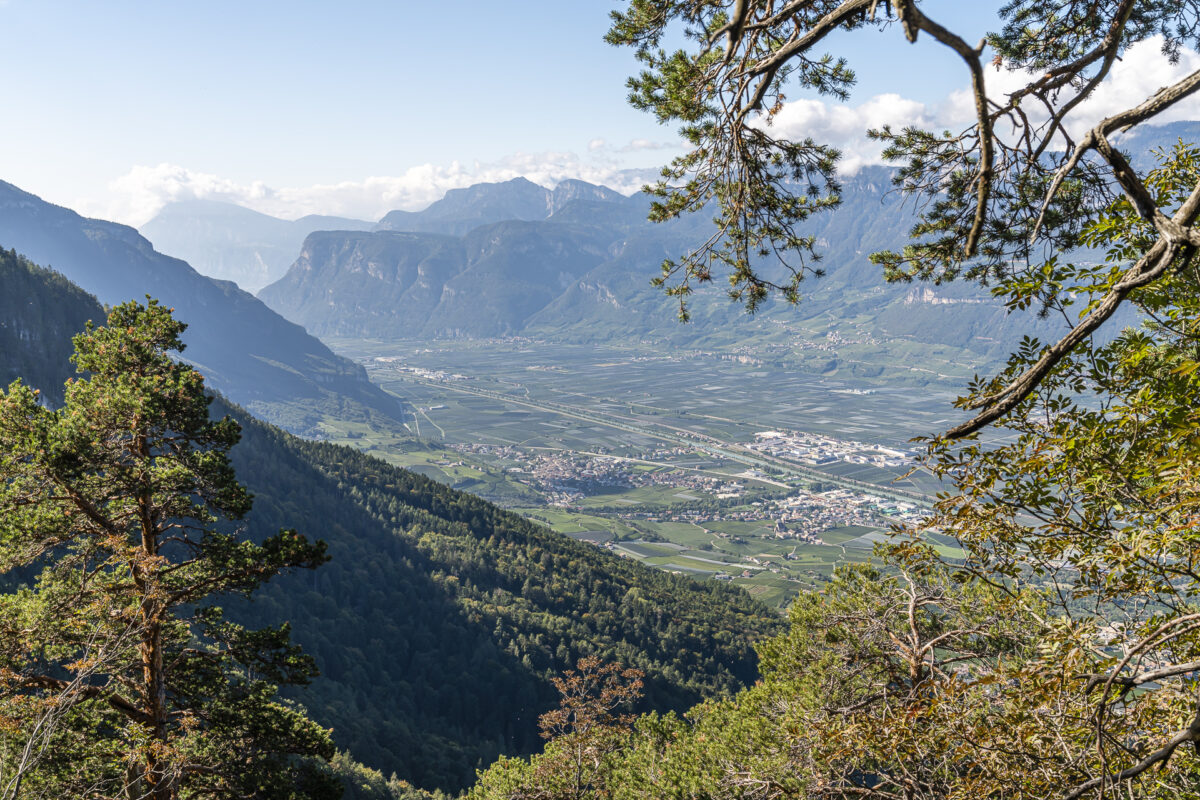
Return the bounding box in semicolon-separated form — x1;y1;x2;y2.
766;36;1200;174
100;37;1200;225
585;137;681;155
102;151;663;226
767;93;936;173
620;138;676;152
1054;37;1200;134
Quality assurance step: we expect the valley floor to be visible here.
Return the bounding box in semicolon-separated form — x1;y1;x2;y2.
316;338;970;607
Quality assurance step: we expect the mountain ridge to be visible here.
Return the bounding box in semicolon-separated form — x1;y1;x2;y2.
0;180;400;434
257;170;1062;372
374;177;628;236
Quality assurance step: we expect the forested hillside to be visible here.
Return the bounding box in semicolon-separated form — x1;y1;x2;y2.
0;180;401;434
0;248;100;403
230;411;776;790
0;250;780;792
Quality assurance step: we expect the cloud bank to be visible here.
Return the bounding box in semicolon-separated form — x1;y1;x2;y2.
769;36;1200;173
105;147;668;227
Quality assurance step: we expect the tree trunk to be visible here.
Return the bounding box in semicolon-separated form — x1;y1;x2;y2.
136;430;172;800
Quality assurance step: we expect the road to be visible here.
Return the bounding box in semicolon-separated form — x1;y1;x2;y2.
388;373;932;505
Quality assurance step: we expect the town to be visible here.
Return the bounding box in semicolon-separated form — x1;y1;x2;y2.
448;440;926;542
747;429;915;468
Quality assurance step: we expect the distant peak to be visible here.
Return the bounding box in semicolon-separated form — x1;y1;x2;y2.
149;198;284;221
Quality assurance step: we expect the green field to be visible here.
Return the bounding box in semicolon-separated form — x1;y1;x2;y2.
310;339;958;608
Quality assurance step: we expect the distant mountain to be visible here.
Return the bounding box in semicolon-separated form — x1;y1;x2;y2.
140;199;373;292
1;255;779;792
258;173;1065;373
259;219;617;338
261;118;1200;370
0;180;400;433
1119;119;1200;168
375;177;627;236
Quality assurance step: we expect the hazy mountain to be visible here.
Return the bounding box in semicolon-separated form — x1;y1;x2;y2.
375;176;627;236
260;117;1200;371
1;255;778;791
140;199;373;292
258;172;1065;373
0;180;400;433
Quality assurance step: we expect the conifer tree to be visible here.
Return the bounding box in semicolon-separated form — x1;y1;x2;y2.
470;656;643;800
0;299;338;799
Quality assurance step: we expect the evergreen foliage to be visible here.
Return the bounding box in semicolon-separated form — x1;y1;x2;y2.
227;407;779;790
477;3;1200;798
0;299;336;800
325;752;451;800
0;250;781;792
473;562;1042;800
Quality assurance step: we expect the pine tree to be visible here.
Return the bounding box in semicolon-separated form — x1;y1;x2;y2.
0;299;339;799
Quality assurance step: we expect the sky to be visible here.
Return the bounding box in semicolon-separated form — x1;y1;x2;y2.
0;1;1196;226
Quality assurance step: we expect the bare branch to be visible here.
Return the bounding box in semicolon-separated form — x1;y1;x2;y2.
1063;701;1200;800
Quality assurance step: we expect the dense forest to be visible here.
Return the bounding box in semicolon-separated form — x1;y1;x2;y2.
0;250;780;793
0;248;100;403
228;403;779;789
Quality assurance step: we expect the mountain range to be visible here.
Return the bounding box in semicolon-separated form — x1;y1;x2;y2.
254;168;1049;372
0;181;400;434
375;177;630;235
136;124;1198;384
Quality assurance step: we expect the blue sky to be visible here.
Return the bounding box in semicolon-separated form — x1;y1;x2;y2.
0;1;1167;224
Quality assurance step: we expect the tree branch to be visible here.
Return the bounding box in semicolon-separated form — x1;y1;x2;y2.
944;175;1200;439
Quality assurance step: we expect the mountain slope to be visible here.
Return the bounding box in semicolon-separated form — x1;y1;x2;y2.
0;180;400;433
0;247;101;404
260;173;1065;372
1;254;780;792
140;199;373;292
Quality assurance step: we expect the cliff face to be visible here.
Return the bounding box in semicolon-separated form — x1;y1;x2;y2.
259;220;614;339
